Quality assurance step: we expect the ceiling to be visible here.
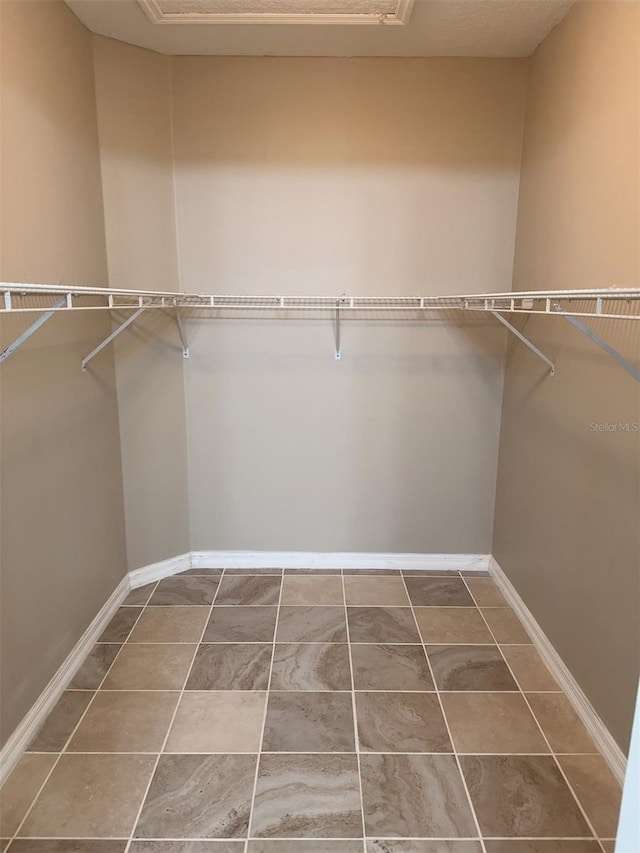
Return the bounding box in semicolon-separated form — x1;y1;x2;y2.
65;0;575;56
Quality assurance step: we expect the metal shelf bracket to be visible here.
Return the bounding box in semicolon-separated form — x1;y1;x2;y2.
491;310;556;375
174;303;190;359
81;304;149;371
0;297;66;364
554;304;640;382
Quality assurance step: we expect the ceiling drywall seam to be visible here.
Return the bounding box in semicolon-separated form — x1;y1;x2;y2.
167;55;196;553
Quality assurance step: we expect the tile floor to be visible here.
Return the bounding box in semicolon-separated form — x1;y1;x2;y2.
0;569;623;853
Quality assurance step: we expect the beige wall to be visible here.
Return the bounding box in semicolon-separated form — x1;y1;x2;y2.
92;36;190;570
171;57;528;551
493;1;640;751
0;2;127;745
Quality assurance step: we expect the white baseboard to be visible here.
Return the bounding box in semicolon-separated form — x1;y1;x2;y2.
0;575;130;788
128;551;192;588
489;556;627;785
190;550;490;571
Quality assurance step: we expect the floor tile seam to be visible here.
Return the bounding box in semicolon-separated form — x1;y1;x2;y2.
341;570;368;844
397;572;489;853
244;567;285;851
460;575;604;846
8;597;152;845
123;570;228;852
7;834;608;841
17;749;609;757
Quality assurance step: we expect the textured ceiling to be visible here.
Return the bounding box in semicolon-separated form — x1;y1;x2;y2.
65;0;575;56
152;0;398;13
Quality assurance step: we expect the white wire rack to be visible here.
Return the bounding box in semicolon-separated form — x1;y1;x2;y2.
1;282;639;378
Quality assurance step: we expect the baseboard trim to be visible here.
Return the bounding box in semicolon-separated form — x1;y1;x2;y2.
489;556;627;785
190;551;490;571
128;552;192;588
0;575;130;787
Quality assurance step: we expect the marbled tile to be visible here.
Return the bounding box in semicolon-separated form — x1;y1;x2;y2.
149;576;220;606
414;608;493;644
402;571;462;577
262;692;355;752
367;843;483;853
427;645;518;691
480;607;531;643
69;643;121;689
499;646;559;691
284;569;342;575
186;644;271;690
98;607;142;642
351;644;434;691
558;754;622;838
28;691;93;751
177;568;224;577
135;754;256;839
129;844;243;852
21;754;155;838
483;843;601;853
404;578;474;607
224;568;282;575
347;607;420;644
251;754;362;838
270;643;351;691
343;569;400;575
277;606;347;642
249;843;363;853
8;843;128;852
165;691;266;752
0;754;56;836
102;644;196;690
361;754;476;837
203;607;277;643
68;691;179;752
440;693;548;753
599;842;616;853
356;692;451;753
463;577;507;607
123;582;157;606
281;576;344;605
460;755;592;837
344;576;409;606
526;693;596;752
129;607;209;643
214;575;281;606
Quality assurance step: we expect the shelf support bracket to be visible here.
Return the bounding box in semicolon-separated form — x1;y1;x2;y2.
0;297;66;364
82;304;149;372
174;303;190;359
334;298;342;360
555;307;640;382
491;310;555;375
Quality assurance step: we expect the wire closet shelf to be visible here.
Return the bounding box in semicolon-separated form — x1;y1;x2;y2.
1;283;639;379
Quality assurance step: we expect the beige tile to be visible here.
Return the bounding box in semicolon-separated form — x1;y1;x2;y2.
21;754;155;838
481;607;531;643
68;691;179;752
558;754;622;838
343;576;409;606
28;691;93;751
441;692;549;753
600;842;616;853
414;607;493;644
165;691;267;752
128;607;209;643
281;576;344;606
464;577;508;607
0;753;56;836
527;693;597;753
500;645;559;691
102;644;196;690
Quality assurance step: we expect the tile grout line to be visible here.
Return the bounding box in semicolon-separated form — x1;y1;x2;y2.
340;569;368;852
460;574;607;852
7;581;159;847
122;572;225;853
398;572;488;853
244;568;285;852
